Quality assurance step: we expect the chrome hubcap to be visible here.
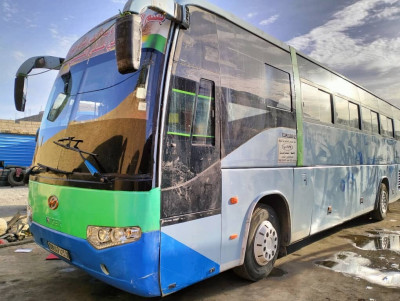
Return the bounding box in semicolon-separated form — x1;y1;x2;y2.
254;221;278;266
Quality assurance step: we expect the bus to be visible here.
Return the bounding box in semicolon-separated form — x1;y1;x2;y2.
14;0;399;297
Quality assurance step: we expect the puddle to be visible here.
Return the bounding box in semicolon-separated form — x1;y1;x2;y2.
341;230;400;253
316;251;400;288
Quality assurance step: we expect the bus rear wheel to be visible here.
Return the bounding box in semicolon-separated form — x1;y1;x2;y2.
371;183;389;221
234;204;280;281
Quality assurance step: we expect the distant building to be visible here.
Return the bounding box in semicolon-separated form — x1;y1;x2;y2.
0;111;43;136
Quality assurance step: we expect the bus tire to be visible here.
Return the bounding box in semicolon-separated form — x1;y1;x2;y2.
234;204;280;281
371;182;389;221
7;169;26;187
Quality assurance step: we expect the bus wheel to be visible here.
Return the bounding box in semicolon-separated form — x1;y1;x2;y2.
234;204;280;281
371;183;389;221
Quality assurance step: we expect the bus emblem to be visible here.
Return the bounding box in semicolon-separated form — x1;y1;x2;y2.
48;195;59;210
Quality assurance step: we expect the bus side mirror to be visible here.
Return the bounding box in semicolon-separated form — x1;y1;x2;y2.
14;75;28;112
115;13;142;74
14;56;64;112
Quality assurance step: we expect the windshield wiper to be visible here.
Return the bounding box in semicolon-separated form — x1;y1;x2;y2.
53;137;109;182
23;163;72;183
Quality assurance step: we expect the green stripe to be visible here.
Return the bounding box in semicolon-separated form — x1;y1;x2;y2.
198;95;214;100
290;46;304;166
193;134;214;138
172;89;214;100
167;131;190;137
142;34;167;53
172;89;195;96
29;181;160;239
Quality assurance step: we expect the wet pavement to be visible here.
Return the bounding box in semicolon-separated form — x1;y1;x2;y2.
0;200;399;300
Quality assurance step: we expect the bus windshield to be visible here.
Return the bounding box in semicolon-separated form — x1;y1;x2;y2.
34;17;167;191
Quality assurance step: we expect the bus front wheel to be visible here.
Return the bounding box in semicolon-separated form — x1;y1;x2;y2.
371;182;389;221
234;204;280;281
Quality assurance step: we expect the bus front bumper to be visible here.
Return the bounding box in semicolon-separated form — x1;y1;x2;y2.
30;222;161;297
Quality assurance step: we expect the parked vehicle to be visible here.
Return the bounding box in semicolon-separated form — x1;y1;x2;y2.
12;0;400;297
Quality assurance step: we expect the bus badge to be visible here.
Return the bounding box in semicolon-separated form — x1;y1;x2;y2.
48;195;59;210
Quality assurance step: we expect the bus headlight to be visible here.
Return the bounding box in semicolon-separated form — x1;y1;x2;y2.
87;226;141;249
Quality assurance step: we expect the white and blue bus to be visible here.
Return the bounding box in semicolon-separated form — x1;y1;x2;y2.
14;0;399;297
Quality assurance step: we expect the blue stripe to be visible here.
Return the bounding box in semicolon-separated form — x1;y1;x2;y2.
30;222;161;297
160;232;220;295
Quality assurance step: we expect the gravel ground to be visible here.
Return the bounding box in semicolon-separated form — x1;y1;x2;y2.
0;186;28;220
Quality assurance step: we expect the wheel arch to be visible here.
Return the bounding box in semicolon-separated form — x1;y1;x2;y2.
239;191;291;266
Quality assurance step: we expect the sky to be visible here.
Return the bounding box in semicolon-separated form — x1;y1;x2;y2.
1;0;399;120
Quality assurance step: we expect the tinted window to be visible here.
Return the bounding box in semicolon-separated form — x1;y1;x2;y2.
335;97;350;126
380;115;388;136
302;83;332;123
349;102;360;129
167;77;197;136
361;107;372;132
387;117;394;137
192;79;215;145
265;64;291;111
381;115;394;137
371;111;379;134
395;120;400;139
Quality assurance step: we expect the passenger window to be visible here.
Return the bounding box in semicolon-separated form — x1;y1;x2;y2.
302;83;332;123
349;102;360;129
335;97;350;126
380;115;388;136
395;120;400;139
265;64;291;111
167;77;197;136
387;117;394;137
371;111;379;134
361;107;372;132
192;79;215;145
381;116;394;137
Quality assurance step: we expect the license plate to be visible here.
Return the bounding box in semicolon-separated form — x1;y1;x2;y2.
47;242;71;261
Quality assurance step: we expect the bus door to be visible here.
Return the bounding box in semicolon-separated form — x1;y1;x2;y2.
159;7;222;295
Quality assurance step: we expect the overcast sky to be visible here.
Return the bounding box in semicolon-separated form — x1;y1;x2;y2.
1;0;399;119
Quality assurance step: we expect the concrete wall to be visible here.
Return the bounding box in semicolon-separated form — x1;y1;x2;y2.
0;120;40;136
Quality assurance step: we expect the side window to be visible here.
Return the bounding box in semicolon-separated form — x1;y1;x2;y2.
381;116;394;137
302;83;332;123
166;76;215;145
167;77;197;137
361;107;372;132
371;111;380;134
192;79;215;145
380;115;388;136
395;120;400;139
349;102;360;129
335;96;350;126
265;64;291;111
387;117;394;137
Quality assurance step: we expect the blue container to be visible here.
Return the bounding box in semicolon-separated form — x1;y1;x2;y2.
0;133;36;167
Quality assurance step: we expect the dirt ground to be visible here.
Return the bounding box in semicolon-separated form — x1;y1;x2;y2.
0;186;28;220
0;187;399;300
